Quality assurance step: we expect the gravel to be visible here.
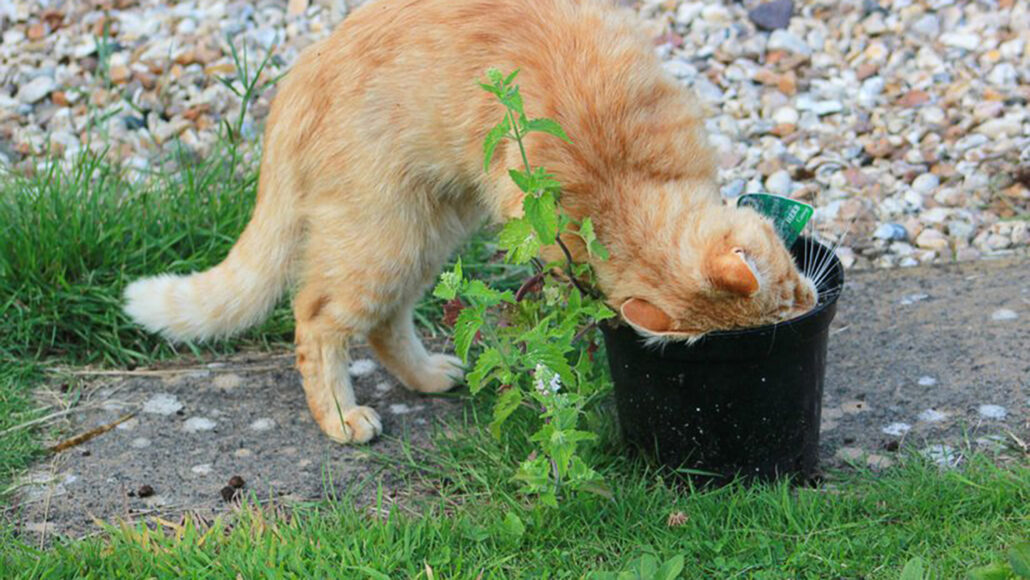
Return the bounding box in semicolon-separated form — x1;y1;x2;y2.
1;0;1028;268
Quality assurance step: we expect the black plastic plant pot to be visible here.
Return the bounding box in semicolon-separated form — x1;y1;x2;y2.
601;238;844;484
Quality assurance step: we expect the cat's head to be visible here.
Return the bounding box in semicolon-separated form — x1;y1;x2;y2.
607;204;817;342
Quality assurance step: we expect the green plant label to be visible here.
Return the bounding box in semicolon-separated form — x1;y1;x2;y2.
737;193;813;249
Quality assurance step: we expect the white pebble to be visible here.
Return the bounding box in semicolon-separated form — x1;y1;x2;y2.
183;417;217;432
142;393;184;416
249;418;276;431
374;382;393;393
917;409;948;423
130;437;151;448
917;376;937;387
991;309;1018;321
922;444;960;467
977;405;1007;420
348;359;377;376
190;464;212;475
882;422;912;436
899;293;929;305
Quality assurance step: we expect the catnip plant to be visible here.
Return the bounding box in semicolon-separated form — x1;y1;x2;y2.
433;69;615;506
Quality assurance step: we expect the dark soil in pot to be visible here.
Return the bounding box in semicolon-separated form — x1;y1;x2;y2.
601;238;844;484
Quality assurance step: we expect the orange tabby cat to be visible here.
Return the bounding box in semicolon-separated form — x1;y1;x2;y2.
125;0;817;444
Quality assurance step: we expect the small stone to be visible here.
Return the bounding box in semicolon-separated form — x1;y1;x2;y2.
911;174;939;194
348;359;377;376
767;29;811;56
835;447;864;461
130;437;151;449
987;63;1017;86
866;454;894;469
882;422;912;436
748;0;793;31
109;65;131;84
976;118;1021;139
977;405;1007;419
917;376;937;387
991;309;1018;321
922;444;960;467
374;382;393;393
16;76;57;104
213;374;243;390
917;409;948;423
909;14;940;39
143;393;183;415
841;400;871;414
249;418;275;431
940;32;980;51
897;90;930;108
874;223;908;241
772;106;799;125
899;293;929;305
915;229;949;252
765;170;793;196
183;417;217;432
191;464;212;475
27;22;46;40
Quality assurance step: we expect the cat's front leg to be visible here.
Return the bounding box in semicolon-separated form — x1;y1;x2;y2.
369;299;464;394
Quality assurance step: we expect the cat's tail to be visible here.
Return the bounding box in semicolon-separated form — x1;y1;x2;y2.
123;164;302;342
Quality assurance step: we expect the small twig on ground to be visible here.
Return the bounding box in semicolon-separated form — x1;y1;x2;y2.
49;412;136;453
47;365;284;377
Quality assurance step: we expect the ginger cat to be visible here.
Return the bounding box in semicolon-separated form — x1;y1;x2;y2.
125;0;817;444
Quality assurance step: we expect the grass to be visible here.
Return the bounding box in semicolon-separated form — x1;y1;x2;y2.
1;148;1027;579
1;417;1027;578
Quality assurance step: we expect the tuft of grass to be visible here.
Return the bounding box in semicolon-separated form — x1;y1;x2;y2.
0;149;295;367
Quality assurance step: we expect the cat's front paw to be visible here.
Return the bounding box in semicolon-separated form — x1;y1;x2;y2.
407;354;464;393
324;406;382;444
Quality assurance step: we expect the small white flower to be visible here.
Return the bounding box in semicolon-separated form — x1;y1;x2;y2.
534;363;561;395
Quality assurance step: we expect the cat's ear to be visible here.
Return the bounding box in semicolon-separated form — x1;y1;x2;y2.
706;248;760;296
620;298;674;333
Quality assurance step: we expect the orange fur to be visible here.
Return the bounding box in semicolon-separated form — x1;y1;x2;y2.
123;0;816;444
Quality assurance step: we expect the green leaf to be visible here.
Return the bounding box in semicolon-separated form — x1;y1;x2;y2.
463;279;514;306
508;169;533;193
485;68;505;86
635;555;658;578
578;217;610;260
483;116;511;172
967;562;1012;580
490;387;522;438
1010;543;1030;578
499;511;525;540
504;68;520;85
500;90;524;118
524;191;558;244
526;341;575;387
900;557;926;580
524;117;570;142
655;555;685;580
498;218;541;264
432;260;463;300
467;347;503;394
453;305;484;364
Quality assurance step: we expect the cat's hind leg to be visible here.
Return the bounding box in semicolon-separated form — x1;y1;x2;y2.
293;287;382;444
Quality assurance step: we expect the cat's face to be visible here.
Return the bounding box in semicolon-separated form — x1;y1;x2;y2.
610;205;817;342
